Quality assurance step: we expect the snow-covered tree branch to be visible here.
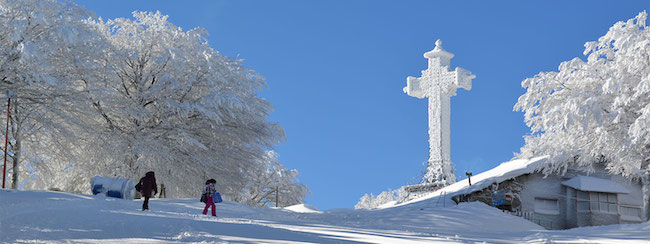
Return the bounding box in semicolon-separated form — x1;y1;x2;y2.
514;12;650;179
233;151;310;207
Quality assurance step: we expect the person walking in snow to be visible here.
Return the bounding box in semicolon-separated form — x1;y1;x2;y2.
202;179;217;216
138;171;157;211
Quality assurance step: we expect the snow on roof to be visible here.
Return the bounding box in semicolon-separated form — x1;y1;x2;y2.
561;175;630;194
445;156;549;198
388;156;549;208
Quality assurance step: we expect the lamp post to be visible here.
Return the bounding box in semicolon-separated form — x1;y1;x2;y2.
2;90;13;189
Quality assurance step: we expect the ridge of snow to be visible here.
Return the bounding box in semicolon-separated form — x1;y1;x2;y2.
283;203;322;213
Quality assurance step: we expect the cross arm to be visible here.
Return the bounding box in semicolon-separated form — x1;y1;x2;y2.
442;67;476;96
455;67;475;91
403;76;426;98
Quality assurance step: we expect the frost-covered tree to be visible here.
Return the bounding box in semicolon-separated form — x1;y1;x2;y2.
0;2;307;206
0;0;93;189
514;12;650;178
355;193;374;210
234;151;309;207
355;187;407;210
60;11;286;199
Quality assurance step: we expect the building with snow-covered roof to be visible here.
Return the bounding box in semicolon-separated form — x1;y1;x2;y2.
441;157;648;230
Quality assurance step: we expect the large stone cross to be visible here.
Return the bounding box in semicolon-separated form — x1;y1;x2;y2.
403;39;475;188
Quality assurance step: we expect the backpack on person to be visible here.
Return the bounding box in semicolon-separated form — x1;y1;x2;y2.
135;182;142;192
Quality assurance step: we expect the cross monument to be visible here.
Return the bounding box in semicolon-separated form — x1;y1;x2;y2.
404;39;475;189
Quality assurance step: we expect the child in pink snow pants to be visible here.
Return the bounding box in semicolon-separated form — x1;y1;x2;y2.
202;179;217;216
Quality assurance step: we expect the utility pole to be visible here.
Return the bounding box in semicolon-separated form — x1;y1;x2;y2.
466;172;473;186
2;91;11;189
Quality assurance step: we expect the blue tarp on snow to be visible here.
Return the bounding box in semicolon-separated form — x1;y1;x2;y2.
91;176;136;200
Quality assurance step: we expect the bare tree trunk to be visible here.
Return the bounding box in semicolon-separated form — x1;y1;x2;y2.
10;99;21;189
10;133;20;189
276;186;279;207
127;139;138;177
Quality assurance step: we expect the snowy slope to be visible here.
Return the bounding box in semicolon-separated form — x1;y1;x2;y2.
1;189;649;243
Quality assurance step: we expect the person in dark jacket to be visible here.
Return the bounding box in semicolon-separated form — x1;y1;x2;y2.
138;171;157;211
202;179;217;216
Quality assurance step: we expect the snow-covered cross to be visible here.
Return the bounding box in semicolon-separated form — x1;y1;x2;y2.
404;39;475;188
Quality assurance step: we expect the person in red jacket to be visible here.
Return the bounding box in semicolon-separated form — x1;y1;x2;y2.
138;171;157;211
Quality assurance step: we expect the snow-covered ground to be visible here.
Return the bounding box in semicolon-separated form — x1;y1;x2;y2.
1;189;649;243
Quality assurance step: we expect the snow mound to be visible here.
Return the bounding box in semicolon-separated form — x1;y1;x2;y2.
283;203;322;213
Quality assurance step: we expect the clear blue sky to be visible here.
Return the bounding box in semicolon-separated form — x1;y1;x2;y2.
76;0;648;210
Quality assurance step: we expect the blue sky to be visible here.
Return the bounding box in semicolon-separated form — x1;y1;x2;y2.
76;0;648;210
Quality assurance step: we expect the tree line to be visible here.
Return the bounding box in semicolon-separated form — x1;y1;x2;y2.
0;0;308;207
